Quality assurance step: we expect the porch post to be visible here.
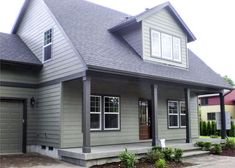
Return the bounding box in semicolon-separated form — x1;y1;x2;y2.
219;91;226;139
82;76;91;153
151;84;158;146
184;88;192;143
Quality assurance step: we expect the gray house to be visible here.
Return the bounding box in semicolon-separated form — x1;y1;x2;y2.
0;0;231;166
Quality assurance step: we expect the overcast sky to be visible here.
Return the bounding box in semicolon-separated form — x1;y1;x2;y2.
0;0;234;81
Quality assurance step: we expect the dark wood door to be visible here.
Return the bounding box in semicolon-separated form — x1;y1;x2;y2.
139;100;152;140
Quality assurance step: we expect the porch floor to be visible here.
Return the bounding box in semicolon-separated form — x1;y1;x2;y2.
58;138;224;167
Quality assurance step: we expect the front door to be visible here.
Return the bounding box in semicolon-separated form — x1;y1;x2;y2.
139;99;152;140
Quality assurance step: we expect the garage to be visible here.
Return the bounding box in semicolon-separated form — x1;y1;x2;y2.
0;99;26;154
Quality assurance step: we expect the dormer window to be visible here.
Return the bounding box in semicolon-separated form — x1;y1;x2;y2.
151;29;181;62
43;29;52;62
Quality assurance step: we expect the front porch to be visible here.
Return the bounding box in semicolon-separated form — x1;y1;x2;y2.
58;139;221;167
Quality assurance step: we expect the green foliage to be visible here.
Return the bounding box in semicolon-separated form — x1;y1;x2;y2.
203;142;212;151
229;122;235;137
146;148;164;163
173;148;183;162
162;148;174;161
225;138;235;149
210;135;219;138
196;141;205;148
223;75;235;86
210;144;222;155
200;121;203;136
202;121;207;136
152;146;163;152
207;121;211;136
211;121;217;136
155;159;167;168
119;148;138;168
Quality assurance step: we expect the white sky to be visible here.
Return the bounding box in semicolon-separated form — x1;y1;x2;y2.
0;0;234;81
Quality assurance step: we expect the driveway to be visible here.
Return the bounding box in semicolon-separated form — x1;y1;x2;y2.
184;154;235;168
0;153;82;168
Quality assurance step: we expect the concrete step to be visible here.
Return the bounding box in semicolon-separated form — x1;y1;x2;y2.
181;146;201;152
182;150;210;158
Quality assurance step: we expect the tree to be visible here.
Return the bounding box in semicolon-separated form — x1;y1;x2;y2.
207;121;211;136
202;121;207;136
223;75;235;86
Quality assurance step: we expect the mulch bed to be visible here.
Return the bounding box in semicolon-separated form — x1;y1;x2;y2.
220;149;235;157
91;160;194;168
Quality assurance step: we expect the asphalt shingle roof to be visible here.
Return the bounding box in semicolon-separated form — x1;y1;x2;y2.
42;0;231;89
0;33;42;66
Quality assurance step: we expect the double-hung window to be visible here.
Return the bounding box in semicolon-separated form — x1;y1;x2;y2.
207;112;216;121
90;95;120;131
104;96;120;130
151;30;181;62
43;29;52;62
90;95;102;130
168;101;179;128
168;100;186;128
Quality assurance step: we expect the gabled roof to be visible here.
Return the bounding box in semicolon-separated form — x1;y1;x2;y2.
109;2;196;43
0;33;42;66
12;0;231;89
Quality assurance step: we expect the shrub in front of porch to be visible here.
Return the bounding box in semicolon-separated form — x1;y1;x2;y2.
119;148;138;168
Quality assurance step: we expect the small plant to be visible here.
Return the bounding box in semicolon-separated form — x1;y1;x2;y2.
173;148;183;162
146;148;164;163
155;159;167;168
210;135;219;138
119;148;138;168
203;142;212;151
152;146;163;151
210;144;222;155
162;148;173;161
196;141;205;148
225;138;235;149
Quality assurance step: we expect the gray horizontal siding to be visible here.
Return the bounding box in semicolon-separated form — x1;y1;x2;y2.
17;0;85;83
0;86;37;145
142;8;188;68
36;83;61;147
61;77;199;148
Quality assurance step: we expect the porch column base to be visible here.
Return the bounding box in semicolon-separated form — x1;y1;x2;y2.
82;147;91;153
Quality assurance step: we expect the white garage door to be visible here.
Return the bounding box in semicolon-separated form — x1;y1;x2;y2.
0;101;23;154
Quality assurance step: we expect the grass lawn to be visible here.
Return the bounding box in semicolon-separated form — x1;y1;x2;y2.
200;136;235;142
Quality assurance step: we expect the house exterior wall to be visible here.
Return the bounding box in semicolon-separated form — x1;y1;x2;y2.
142;8;188;68
61;77;199;148
17;0;85;83
200;105;235;121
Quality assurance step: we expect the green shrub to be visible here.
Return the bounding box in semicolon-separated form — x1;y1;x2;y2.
229;122;235;137
211;121;217;135
210;144;222;155
196;141;205;148
119;148;138;168
200;121;203;136
162;148;174;161
225;138;235;149
155;159;167;168
210;135;219;138
146;148;164;163
207;121;211;136
152;146;163;152
202;121;207;136
173;148;183;162
203;142;212;151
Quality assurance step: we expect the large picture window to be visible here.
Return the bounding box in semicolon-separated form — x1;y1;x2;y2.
90;95;102;130
90;95;120;131
168;100;186;128
151;30;181;62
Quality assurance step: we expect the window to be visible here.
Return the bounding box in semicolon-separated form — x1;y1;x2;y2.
200;98;208;105
207;112;216;121
180;101;186;128
151;30;181;62
168;101;179;128
90;95;102;130
104;96;120;130
43;29;52;62
168;100;186;128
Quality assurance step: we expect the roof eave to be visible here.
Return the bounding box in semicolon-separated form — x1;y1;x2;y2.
0;59;43;68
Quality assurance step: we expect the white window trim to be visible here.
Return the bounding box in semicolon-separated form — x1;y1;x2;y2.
172;37;182;62
43;29;53;63
151;30;161;58
161;33;173;60
168;101;179;128
103;96;120;130
180;101;186;128
90;95;102;131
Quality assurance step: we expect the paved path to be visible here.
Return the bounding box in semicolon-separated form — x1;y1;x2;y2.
184;154;235;168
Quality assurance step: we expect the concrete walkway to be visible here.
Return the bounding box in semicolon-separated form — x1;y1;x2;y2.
184;155;235;168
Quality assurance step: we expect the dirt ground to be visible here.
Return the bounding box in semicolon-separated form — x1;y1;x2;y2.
0;153;80;168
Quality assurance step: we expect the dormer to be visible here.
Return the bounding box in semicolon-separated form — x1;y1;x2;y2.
109;2;196;69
